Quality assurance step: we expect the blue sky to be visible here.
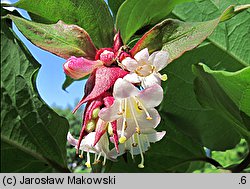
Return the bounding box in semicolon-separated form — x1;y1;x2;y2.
2;0;91;109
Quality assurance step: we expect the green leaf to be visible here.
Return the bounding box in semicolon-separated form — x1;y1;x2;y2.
62;75;87;91
131;5;249;63
6;14;97;59
159;42;245;151
192;63;250;140
116;0;191;43
62;76;75;91
110;116;206;172
107;0;125;20
13;0;114;48
172;0;250;66
1;14;69;172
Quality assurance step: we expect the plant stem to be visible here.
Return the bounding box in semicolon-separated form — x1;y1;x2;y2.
231;151;250;173
201;157;223;168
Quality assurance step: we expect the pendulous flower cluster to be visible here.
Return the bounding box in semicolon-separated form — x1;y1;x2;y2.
64;32;169;169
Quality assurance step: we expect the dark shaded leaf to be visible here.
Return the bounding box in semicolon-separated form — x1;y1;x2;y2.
107;0;125;20
1;14;69;172
192;63;250;141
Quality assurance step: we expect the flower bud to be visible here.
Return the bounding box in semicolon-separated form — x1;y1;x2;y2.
85;119;96;133
63;56;102;79
92;107;100;119
99;50;115;66
107;122;113;136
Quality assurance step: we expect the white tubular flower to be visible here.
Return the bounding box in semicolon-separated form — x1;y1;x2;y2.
99;78;163;143
99;78;164;168
67;132;113;168
109;130;166;168
99;78;165;168
122;48;169;88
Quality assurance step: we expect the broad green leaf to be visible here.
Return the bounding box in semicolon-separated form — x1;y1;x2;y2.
107;0;125;20
173;0;250;66
110;116;206;172
1;13;69;172
13;0;114;48
197;65;250;117
192;63;250;140
159;42;244;151
116;0;191;43
130;5;249;63
7;15;97;60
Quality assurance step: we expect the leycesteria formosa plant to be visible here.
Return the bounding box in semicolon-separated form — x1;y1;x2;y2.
63;30;167;168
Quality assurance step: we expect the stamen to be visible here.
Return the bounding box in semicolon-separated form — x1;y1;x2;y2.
119;99;127;143
97;152;102;161
132;134;137;147
136;133;145;168
129;139;134;160
94;153;97;161
128;98;144;170
134;97;152;120
117;99;124;115
119;136;127;143
84;151;91;168
136;127;140;134
103;154;107;166
158;73;168;81
79;150;84;158
128;99;141;132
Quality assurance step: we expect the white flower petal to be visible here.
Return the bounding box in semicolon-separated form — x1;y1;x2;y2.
116;117;136;140
134;48;149;63
113;78;140;100
121;57;138;71
136;108;161;130
137;84;163;108
149;50;169;71
98;101;121;122
141;73;161;88
80;132;96;147
147;131;166;143
123;73;141;84
67;132;78;146
108;144;126;158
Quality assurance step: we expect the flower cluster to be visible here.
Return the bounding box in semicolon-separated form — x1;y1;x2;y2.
64;32;169;169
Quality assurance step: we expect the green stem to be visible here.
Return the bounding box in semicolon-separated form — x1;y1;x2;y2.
231;150;250;173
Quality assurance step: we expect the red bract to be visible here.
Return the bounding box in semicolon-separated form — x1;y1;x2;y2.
73;66;128;113
63;32;130;153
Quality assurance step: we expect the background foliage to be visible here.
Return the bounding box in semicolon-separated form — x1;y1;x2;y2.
1;0;249;173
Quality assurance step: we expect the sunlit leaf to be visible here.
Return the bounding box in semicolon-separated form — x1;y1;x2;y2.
7;15;97;59
13;0;114;48
116;0;191;43
131;5;249;63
